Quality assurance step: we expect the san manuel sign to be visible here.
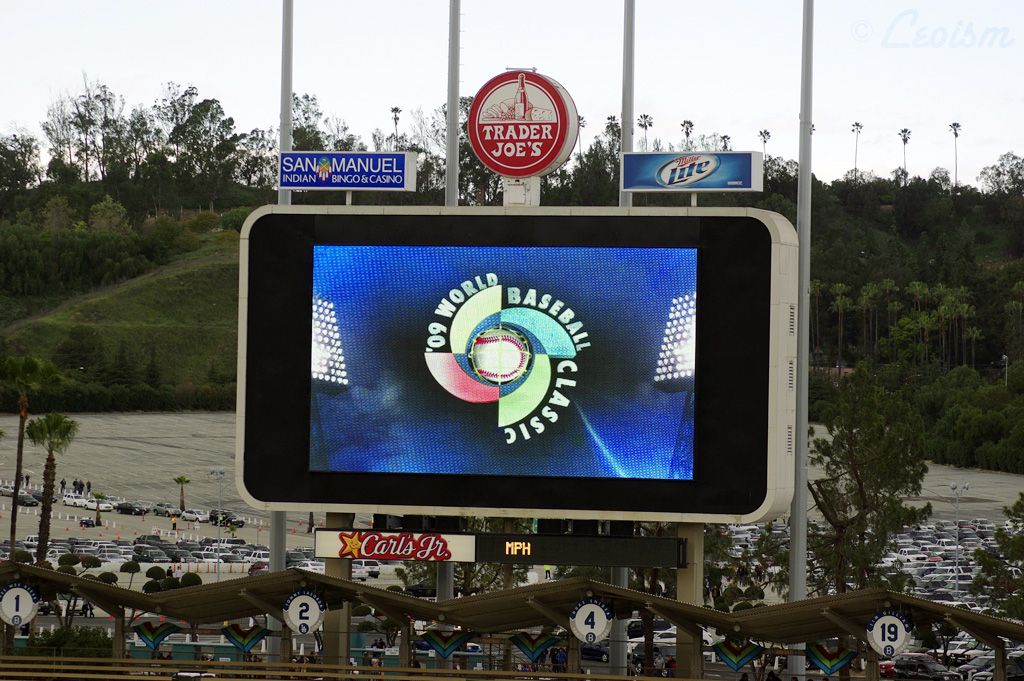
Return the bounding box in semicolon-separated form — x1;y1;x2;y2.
279;151;418;191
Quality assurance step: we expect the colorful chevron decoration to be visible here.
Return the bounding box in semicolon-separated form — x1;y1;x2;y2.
418;629;475;659
509;632;560;662
132;621;183;650
806;643;859;675
222;624;271;653
711;639;766;671
1014;656;1024;672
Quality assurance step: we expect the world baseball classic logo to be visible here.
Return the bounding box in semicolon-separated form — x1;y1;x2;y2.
424;274;589;444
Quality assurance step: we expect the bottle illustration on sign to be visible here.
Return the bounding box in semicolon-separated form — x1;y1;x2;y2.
481;74;554;122
514;73;529;119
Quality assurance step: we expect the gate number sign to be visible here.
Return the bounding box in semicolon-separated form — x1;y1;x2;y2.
0;582;40;627
569;597;614;644
866;609;913;657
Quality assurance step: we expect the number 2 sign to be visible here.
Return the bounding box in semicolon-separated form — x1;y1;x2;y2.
866;609;913;657
283;589;326;636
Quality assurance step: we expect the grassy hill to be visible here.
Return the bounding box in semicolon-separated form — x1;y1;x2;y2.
2;233;240;387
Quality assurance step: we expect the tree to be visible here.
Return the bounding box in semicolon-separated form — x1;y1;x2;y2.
971;492;1024;618
898;128;911;181
680;120;694;151
391;106;402;151
851;122;864;183
758;129;770;156
168;97;241;210
808;368;930;594
0;356;62;548
173;475;190;511
829;283;852;368
92;492;107;525
949;122;962;192
120;561;141;589
25;413;79;565
637;114;653;151
0;132;41;221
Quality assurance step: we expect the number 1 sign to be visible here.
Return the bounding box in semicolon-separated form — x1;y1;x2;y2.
866;609;913;657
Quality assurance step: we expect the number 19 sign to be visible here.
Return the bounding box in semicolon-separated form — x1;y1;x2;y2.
866;609;913;657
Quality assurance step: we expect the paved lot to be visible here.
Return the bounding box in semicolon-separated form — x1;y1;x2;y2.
1;413;1022;550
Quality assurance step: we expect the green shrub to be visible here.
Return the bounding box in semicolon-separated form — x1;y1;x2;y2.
220;207;252;233
21;625;112;658
186;212;221;234
145;566;166;580
142;579;162;594
180;572;202;587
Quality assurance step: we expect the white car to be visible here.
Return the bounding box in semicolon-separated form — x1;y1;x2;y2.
293;559;326;574
63;494;87;507
85;498;114;512
181;509;210;523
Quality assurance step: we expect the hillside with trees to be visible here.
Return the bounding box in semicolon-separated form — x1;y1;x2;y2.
2;77;1024;473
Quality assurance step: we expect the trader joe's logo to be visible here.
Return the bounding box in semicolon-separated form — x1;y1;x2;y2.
467;71;579;178
424;274;589;444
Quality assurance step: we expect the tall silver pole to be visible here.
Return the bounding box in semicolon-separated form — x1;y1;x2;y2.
618;0;635;208
269;0;294;662
610;4;636;678
445;0;460;206
278;0;293;207
789;1;813;679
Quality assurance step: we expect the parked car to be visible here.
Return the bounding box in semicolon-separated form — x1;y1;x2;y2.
17;494;39;507
581;640;611;662
181;509;209;523
152;503;181;517
352;559;380;578
629;643;675;677
62;494;87;507
85;498;113;512
249;561;270;576
894;655;962;681
0;484;14;496
116;501;146;515
404;582;436;598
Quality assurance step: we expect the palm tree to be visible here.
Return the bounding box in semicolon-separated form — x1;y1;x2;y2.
637;114;653;151
390;107;402;150
949;122;961;192
174;475;191;512
829;283;852;370
92;491;107;525
26;413;79;565
851;122;864;183
720;135;731;151
0;356;61;547
576;115;587;158
758;130;771;156
898;128;911;180
680;120;694;150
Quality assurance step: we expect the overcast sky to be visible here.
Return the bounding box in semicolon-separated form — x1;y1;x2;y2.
2;1;1021;186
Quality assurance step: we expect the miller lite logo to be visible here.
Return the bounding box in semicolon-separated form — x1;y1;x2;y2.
657;154;721;187
468;71;579;178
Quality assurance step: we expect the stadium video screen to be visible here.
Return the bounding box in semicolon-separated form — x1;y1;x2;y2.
239;209;794;521
310;244;698;480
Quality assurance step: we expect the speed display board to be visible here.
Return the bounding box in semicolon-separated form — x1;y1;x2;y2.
237;207;797;522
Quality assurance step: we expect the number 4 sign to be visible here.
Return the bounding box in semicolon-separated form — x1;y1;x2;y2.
866;609;913;657
569;597;614;644
283;589;326;636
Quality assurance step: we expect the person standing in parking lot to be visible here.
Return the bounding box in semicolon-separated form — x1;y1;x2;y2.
60;478;66;495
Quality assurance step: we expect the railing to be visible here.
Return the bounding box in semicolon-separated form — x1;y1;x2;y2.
0;657;685;681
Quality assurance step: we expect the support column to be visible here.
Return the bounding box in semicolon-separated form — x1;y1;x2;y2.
323;512;354;667
610;566;629;676
281;626;293;663
864;646;879;681
112;606;126;658
567;633;581;676
675;522;704;680
502;517;515;671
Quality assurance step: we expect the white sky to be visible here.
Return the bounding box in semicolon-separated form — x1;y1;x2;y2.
2;0;1021;186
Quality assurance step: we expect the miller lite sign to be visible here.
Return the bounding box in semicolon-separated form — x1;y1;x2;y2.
468;70;579;178
621;151;764;192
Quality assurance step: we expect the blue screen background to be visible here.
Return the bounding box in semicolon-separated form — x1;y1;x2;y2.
310;244;697;480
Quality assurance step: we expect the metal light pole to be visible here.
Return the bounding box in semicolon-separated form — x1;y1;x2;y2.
950;481;968;596
210;467;225;582
1003;354;1009;386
